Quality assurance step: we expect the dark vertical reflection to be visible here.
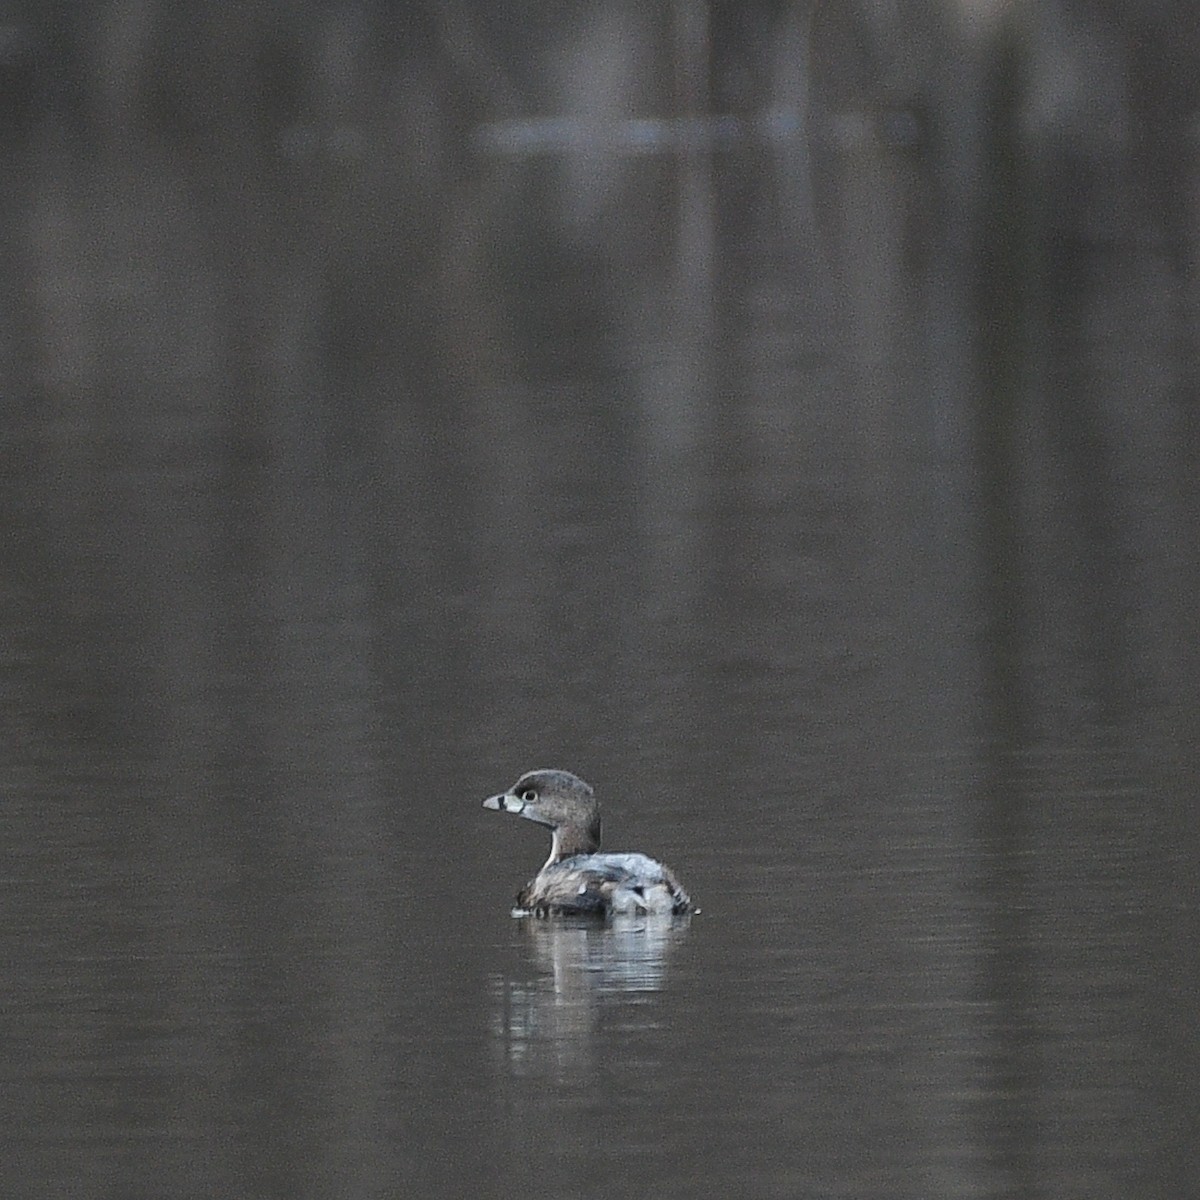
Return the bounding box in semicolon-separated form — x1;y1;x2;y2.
965;10;1195;1194
971;22;1038;1193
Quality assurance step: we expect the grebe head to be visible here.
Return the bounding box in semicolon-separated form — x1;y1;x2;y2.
482;768;601;860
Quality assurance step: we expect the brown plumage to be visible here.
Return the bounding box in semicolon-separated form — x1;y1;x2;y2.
482;769;695;917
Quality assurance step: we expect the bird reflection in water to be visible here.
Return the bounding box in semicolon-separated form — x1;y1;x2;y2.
489;914;691;1078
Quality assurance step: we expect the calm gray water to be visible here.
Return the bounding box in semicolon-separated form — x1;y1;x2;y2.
3;7;1198;1199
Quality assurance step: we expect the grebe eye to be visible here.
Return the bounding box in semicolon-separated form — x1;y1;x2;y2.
519;788;537;802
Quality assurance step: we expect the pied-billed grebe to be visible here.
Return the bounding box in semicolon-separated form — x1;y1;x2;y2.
482;768;695;916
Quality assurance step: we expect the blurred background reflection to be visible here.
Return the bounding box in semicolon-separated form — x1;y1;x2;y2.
1;4;1196;1197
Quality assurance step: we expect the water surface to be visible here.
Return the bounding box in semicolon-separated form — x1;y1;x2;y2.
3;6;1198;1198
